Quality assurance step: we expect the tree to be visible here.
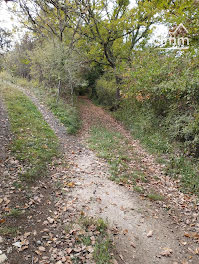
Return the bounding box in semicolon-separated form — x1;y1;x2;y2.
72;0;165;99
5;33;33;78
15;0;73;42
10;0;174;100
0;27;12;54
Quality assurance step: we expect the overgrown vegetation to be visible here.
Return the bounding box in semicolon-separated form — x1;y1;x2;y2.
0;81;59;181
112;50;199;194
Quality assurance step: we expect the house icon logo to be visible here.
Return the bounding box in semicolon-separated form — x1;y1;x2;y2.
169;23;188;37
156;23;190;50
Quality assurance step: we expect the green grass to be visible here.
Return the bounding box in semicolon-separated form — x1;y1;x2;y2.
147;192;164;201
93;238;113;264
134;185;144;193
47;98;81;134
6;208;23;218
0;82;59;181
114;105;199;196
65;216;113;264
80;216;113;264
0;226;18;236
88;125;148;187
0;71;81;135
88;125;131;182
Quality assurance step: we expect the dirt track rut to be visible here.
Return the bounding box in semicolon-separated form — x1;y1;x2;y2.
3;84;199;263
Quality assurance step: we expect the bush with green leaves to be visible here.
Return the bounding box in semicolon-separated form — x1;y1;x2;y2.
95;72;118;107
30;40;87;96
113;50;199;156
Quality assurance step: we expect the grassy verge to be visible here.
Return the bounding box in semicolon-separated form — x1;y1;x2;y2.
0;71;81;135
0;81;59;181
47;98;80;134
88;125;151;192
114;106;199;195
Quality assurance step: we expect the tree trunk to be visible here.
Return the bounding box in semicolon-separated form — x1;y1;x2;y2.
56;79;61;104
115;74;121;101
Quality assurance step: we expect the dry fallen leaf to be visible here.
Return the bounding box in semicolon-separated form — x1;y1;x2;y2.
195;247;199;255
147;230;153;238
67;182;75;188
119;254;124;260
123;229;128;235
0;219;6;224
130;242;136;248
184;232;199;239
38;246;46;252
160;248;173;257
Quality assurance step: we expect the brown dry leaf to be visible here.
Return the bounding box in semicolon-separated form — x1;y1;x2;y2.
123;229;128;235
184;232;199;239
4;197;10;205
130;242;136;248
188;247;195;254
47;217;54;224
35;250;41;256
147;230;153;238
0;219;6;224
19;245;29;251
184;232;191;238
96;197;102;203
160;248;173;257
195;247;199;255
38;246;46;252
66;248;72;254
67;182;75;188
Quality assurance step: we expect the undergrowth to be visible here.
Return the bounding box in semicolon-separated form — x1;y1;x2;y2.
114;104;199;195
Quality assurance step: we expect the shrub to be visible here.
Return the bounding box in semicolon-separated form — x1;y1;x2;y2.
95;72;118;107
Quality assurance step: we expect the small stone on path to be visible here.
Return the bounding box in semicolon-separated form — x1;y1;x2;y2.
0;254;7;264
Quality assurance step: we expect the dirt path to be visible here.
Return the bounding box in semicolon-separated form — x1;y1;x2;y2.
0;99;11;162
78;97;199;228
1;85;199;264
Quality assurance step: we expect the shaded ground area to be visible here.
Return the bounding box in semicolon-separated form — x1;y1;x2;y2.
0;86;199;264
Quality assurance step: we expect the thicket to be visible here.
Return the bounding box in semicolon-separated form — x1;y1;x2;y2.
4;37;87;98
95;50;199;156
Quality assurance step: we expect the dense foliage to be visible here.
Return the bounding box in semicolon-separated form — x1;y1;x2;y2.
115;50;199;157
